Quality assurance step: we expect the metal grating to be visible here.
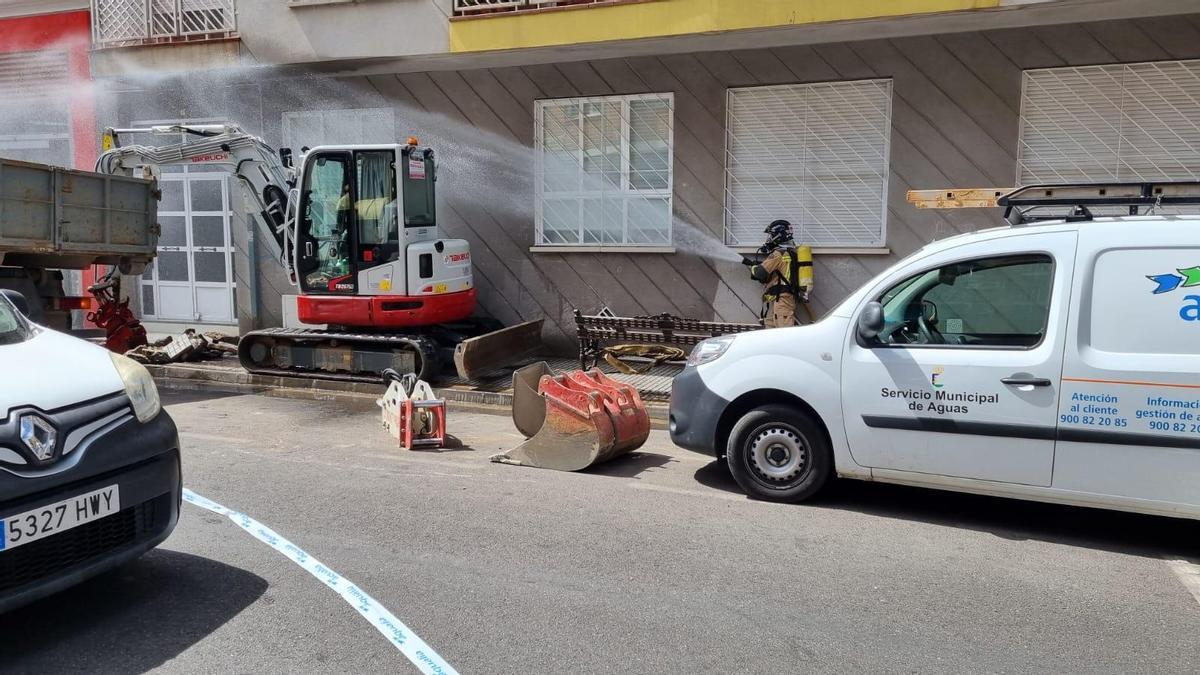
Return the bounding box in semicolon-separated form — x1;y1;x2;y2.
1019;60;1200;185
92;0;237;49
724;79;893;248
535;93;674;246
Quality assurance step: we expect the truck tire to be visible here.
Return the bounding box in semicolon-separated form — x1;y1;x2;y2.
726;405;832;503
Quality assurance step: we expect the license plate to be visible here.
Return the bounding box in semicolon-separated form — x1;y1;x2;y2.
0;485;120;553
433;283;447;293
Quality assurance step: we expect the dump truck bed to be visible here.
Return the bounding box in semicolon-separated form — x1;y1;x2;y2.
0;158;158;273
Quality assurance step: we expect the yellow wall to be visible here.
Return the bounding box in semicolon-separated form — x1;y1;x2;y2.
450;0;1001;53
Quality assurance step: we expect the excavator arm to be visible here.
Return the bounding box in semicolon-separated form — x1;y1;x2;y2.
96;124;299;284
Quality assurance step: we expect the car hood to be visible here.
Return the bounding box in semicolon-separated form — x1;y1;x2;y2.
0;328;124;415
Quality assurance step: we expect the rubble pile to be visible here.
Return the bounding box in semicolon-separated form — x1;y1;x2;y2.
125;330;239;365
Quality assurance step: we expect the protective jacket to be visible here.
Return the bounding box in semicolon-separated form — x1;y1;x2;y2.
749;243;813;328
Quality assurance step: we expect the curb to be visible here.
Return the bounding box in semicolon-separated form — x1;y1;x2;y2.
148;364;668;423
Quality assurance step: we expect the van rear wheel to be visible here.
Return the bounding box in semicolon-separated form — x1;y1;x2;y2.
726;405;831;503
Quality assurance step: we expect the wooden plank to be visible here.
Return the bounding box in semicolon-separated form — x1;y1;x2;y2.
907;187;1009;209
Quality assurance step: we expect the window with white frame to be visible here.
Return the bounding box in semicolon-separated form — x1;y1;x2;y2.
1019;60;1200;185
535;93;673;247
724;79;892;248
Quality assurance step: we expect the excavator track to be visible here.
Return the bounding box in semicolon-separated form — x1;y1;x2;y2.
237;327;443;384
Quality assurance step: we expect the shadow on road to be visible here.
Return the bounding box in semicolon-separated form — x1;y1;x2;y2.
692;459;1200;559
0;549;266;672
584;452;675;478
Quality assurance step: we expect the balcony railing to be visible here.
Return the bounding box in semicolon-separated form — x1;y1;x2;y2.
91;0;238;49
453;0;629;17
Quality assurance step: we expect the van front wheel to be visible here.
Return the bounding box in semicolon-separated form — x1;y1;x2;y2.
726;405;832;502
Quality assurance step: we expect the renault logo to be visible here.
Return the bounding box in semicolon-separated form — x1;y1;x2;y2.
19;414;56;462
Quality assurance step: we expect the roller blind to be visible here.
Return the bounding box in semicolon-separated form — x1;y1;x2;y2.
724;79;892;248
1019;60;1200;184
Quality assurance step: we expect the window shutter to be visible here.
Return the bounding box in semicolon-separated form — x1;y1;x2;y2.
1019;60;1200;185
725;79;892;248
0;50;70;104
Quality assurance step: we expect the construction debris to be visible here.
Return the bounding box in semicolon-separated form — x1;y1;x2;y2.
492;362;650;472
125;330;238;365
575;310;760;370
601;344;687;375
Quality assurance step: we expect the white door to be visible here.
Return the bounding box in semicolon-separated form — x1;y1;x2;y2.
841;231;1077;486
140;172;235;323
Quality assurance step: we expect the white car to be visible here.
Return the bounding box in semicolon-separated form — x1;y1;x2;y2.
0;290;180;613
670;185;1199;521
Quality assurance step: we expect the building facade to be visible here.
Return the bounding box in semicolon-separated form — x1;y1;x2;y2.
87;0;1200;347
0;1;97;324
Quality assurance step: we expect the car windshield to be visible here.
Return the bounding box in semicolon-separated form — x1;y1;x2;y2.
0;297;30;345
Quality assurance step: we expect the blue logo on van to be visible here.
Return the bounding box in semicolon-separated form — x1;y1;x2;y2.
1147;266;1200;294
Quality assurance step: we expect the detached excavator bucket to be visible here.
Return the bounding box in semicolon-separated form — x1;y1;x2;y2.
453;319;545;380
511;361;552;438
493;364;650;472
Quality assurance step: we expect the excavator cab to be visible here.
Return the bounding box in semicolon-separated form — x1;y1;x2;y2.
291;142;477;328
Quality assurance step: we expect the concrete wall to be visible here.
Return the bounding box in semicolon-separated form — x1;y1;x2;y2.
100;13;1200;347
238;0;453;64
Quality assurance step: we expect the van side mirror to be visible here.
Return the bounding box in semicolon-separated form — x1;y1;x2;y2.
858;301;884;340
278;147;293;169
0;289;30;317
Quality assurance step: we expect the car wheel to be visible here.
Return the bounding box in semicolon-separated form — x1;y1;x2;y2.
725;404;832;502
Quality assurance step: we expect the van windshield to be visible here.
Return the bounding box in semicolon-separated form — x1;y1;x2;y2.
0;297;31;345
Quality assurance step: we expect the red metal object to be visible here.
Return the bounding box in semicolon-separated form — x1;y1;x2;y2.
297;288;477;327
51;297;94;311
398;399;447;451
563;369;650;452
493;365;650;472
87;275;148;353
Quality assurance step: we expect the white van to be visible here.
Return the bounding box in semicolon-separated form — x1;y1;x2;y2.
669;184;1200;520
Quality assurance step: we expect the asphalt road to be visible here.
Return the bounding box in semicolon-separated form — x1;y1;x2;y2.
2;389;1199;673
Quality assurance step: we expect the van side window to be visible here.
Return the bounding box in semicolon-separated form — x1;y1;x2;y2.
874;254;1053;348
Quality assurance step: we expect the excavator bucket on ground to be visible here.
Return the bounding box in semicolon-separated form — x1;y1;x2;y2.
493;362;650;471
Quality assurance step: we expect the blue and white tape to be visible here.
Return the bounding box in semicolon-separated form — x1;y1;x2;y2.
182;488;458;675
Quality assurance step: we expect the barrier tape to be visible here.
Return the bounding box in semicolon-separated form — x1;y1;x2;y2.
182;488;459;675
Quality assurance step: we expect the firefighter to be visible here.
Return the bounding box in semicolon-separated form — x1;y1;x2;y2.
743;219;812;328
